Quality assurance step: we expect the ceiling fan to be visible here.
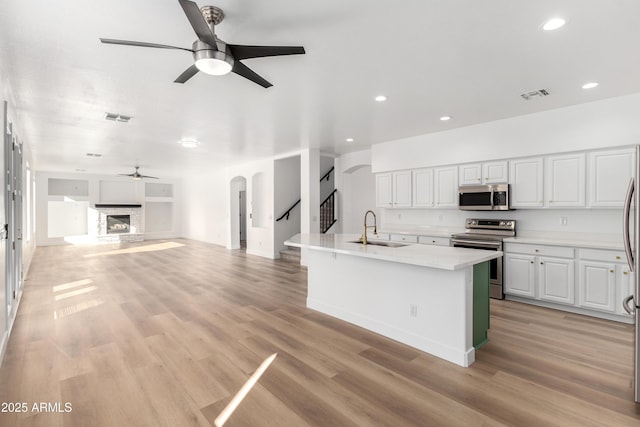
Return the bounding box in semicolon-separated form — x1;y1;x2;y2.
100;0;305;88
119;166;159;180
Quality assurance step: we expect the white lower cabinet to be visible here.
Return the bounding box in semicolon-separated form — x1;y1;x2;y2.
578;261;616;312
504;253;536;297
504;243;633;321
578;248;633;316
504;249;574;304
539;257;574;305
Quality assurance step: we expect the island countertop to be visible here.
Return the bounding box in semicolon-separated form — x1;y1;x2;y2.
285;233;501;271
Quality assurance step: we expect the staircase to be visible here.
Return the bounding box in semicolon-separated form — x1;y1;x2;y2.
279;246;301;263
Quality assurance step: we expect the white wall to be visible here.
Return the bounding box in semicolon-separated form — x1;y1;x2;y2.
35;171;181;246
335;149;375;234
373;93;640;172
181;169;228;247
1;70;37;365
340;165;377;234
274;156;301;256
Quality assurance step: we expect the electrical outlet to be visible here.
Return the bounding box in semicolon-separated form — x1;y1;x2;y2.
560;216;568;226
410;304;418;317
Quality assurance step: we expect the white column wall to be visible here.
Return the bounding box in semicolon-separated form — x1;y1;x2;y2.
300;149;320;265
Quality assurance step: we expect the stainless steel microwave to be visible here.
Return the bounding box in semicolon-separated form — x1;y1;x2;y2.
458;184;510;211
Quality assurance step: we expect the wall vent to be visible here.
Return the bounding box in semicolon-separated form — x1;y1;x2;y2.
520;89;550;100
104;112;132;122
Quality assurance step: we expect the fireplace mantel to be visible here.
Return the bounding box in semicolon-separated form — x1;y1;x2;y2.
95;204;142;208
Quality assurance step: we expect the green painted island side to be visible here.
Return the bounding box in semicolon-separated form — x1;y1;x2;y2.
473;261;490;349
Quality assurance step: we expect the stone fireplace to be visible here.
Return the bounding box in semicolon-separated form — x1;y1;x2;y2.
94;204;144;243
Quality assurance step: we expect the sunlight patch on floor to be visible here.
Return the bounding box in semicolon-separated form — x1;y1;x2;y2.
54;286;98;301
83;241;185;258
53;278;93;293
215;353;278;427
54;298;104;320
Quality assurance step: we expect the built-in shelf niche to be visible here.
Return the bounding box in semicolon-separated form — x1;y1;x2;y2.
48;178;89;197
145;182;173;198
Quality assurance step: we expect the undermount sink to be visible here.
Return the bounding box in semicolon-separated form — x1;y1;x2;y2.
349;240;408;248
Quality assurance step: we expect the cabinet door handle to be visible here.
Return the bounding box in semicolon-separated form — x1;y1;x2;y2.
610;269;615;273
624;271;629;275
616;256;621;260
530;261;534;264
535;249;539;252
540;262;544;265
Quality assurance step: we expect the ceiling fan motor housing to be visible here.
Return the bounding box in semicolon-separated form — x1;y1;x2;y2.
192;40;234;74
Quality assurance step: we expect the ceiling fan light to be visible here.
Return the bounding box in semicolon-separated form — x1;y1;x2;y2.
194;50;233;76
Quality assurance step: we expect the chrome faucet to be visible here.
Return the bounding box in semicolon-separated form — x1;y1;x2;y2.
361;210;377;245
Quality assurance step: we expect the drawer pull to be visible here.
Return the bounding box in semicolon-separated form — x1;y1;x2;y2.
530;261;534;264
540;262;544;265
624;271;629;275
535;249;539;252
616;256;621;260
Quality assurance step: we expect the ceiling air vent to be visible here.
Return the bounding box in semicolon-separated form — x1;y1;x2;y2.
520;89;550;100
104;112;132;122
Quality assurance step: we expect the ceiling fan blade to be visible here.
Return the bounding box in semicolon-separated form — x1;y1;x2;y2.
174;64;200;84
227;45;305;60
178;0;218;49
140;175;160;179
118;173;135;177
232;61;272;88
100;38;193;52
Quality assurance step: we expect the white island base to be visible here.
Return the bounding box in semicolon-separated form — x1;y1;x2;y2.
287;234;499;368
308;249;477;366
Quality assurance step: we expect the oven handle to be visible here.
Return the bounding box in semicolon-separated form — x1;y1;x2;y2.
451;239;501;249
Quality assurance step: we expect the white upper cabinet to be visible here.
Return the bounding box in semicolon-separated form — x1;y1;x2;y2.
459;161;508;186
459;163;482;185
376;171;412;208
588;147;636;207
375;173;393;208
434;166;458;207
509;157;544;208
482;161;509;184
392;171;412;207
412;168;434;207
545;153;586;207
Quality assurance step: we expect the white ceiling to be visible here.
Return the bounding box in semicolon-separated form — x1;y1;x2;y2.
1;0;640;179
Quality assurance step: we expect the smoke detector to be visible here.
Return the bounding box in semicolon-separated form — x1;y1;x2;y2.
520;89;550;100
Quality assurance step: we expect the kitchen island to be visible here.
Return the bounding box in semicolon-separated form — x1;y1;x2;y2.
285;233;502;367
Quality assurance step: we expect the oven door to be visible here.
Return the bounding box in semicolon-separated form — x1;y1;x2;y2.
451;238;503;299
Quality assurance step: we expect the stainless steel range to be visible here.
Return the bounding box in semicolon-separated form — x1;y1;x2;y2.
450;218;516;300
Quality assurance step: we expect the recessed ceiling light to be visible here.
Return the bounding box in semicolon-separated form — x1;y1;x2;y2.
542;18;566;31
582;82;599;89
346;138;354;142
440;116;451;121
178;138;199;148
374;95;387;102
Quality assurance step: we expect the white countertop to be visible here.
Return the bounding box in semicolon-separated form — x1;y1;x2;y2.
285;233;501;271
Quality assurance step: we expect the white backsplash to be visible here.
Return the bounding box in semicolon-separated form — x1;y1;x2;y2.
381;208;624;240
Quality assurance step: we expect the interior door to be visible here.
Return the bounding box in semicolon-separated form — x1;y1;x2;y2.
3;105;13;321
12;139;22;294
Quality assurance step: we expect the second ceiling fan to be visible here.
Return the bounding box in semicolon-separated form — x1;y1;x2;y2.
100;0;305;88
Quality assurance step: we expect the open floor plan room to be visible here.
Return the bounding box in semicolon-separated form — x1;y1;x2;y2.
0;239;637;426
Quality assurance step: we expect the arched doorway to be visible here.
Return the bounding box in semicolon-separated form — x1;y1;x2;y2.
229;176;247;250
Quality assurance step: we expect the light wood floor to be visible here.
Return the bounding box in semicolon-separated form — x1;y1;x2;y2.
1;239;639;426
